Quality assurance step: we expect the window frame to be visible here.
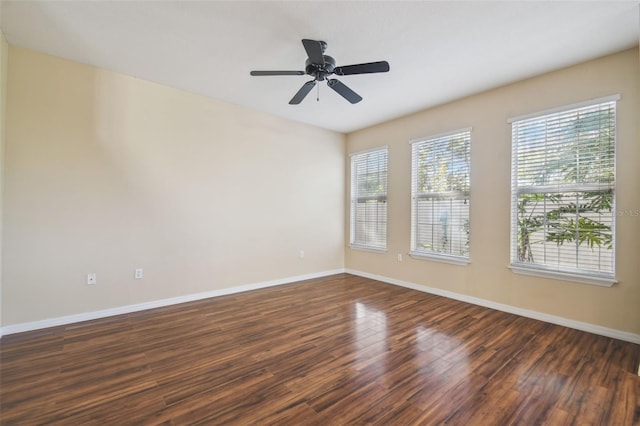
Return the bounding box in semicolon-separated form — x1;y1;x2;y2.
508;95;619;287
349;146;389;252
409;128;472;265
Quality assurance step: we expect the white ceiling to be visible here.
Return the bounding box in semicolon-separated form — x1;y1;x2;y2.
1;1;638;133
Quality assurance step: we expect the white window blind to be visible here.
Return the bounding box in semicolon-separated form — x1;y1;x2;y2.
411;130;471;261
350;147;388;251
510;98;616;282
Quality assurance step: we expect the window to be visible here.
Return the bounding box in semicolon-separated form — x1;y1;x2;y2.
510;96;617;285
350;147;388;251
410;129;471;263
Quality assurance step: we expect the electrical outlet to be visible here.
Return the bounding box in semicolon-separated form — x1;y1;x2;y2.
397;253;403;262
134;268;143;279
87;273;97;285
299;250;305;259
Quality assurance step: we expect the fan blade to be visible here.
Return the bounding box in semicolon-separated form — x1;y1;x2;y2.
250;70;305;76
302;39;325;65
334;61;390;76
289;81;316;105
327;79;362;104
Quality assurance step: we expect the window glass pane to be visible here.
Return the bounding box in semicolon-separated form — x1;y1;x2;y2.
350;148;388;250
415;197;469;257
353;200;387;248
511;100;615;279
515;191;613;274
411;130;471;259
515;103;615;188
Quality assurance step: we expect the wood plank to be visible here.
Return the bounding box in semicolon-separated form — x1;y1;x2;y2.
1;273;638;424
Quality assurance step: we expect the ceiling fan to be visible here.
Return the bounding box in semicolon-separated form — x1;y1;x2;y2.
250;39;390;105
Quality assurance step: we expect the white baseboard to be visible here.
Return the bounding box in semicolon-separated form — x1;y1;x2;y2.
346;268;640;345
0;269;346;337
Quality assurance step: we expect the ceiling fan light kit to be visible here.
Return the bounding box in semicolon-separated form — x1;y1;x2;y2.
250;39;390;105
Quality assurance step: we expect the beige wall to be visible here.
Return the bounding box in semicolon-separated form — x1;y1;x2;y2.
0;34;7;328
3;46;345;325
346;48;640;335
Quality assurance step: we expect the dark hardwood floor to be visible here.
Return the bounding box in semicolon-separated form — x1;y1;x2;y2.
1;273;639;425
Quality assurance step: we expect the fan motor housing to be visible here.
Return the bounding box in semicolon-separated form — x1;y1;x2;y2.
305;55;335;80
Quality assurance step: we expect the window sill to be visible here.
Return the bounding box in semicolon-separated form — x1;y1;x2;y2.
349;245;387;254
509;264;617;287
409;251;470;266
